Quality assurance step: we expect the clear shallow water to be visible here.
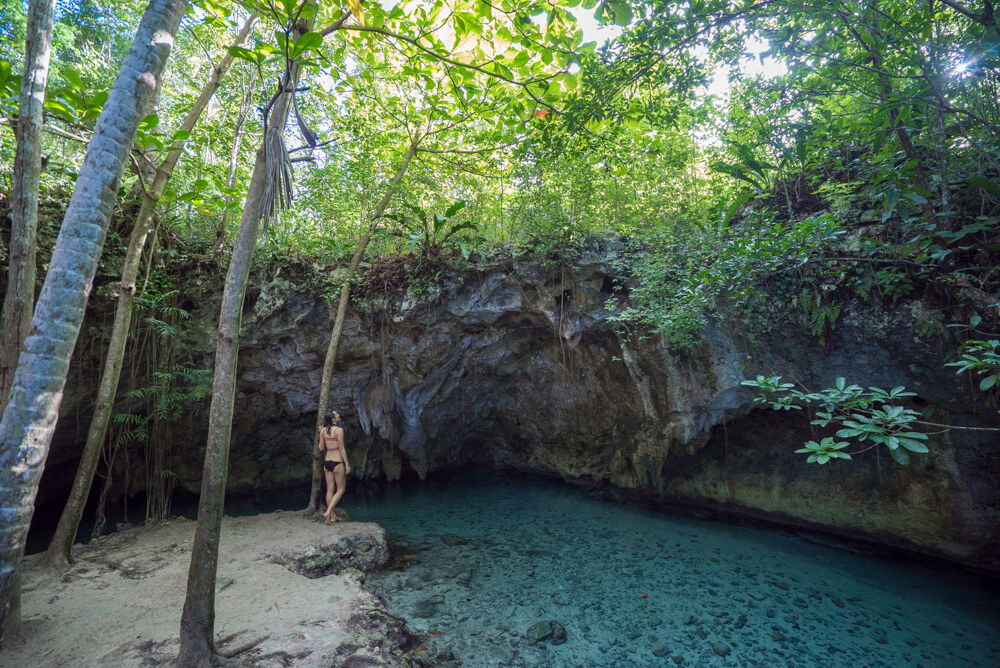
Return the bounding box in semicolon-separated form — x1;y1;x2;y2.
340;470;1000;667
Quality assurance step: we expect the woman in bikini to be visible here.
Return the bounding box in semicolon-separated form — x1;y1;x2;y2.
317;411;350;524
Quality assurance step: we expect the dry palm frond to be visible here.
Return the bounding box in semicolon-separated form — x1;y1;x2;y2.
258;124;294;229
294;91;318;148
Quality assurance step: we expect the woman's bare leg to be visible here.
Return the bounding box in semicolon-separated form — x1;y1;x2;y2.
323;469;336;523
324;467;348;521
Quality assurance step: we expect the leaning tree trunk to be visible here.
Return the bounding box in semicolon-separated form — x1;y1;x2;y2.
307;138;419;511
0;0;187;642
42;12;258;570
177;13;315;664
1;0;56;409
0;0;56;639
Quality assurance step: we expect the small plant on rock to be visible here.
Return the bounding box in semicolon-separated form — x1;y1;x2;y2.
378;199;480;260
794;437;852;464
742;376;929;465
946;339;1000;392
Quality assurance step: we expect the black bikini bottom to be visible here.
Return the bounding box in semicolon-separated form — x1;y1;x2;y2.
324;460;342;472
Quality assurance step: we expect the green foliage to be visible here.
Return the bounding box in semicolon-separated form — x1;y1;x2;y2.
378;199;480;259
743;376;930;466
124;363;213;425
711;142;776;192
612;213;848;349
2;0;997;372
946;340;1000;392
795;438;851;465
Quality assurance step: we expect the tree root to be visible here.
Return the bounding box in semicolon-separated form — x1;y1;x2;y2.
218;633;268;659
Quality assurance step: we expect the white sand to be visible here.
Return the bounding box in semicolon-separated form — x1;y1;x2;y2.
1;511;390;667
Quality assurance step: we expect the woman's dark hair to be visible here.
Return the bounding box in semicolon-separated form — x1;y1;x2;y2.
324;413;335;428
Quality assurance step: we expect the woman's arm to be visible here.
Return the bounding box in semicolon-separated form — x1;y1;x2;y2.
316;428;324;453
338;427;350;474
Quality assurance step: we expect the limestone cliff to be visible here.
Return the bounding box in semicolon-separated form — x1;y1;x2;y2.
43;238;1000;571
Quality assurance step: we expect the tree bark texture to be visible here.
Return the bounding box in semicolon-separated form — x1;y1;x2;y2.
308;139;419;511
42;12;257;569
1;0;56;409
177;15;312;664
0;0;56;638
0;0;187;642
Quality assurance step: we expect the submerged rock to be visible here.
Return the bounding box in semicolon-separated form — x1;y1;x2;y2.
526;620;567;645
411;596;442;618
333;596;422;667
526;621;552;643
711;642;731;657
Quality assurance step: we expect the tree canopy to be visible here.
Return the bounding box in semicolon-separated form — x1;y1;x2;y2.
0;0;997;479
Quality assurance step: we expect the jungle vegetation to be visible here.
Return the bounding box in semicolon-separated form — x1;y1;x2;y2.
0;0;998;658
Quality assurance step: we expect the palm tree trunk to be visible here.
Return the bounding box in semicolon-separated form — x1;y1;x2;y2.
41;11;257;570
1;0;56;409
0;0;187;642
177;11;316;663
307;138;419;510
0;0;56;639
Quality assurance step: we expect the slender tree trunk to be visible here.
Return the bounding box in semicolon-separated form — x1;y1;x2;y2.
0;0;56;639
1;0;56;408
41;12;257;570
177;12;315;664
217;71;258;244
307;139;418;511
0;0;187;643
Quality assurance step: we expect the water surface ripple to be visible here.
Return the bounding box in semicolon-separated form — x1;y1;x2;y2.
341;471;1000;667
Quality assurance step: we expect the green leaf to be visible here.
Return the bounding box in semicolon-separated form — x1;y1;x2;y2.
981;375;998;391
964;176;1000;197
889;447;910;466
898;438;929;453
291;32;324;58
63;68;84;89
0;60;11;92
227;45;258;63
44;99;75;120
444;199;467;218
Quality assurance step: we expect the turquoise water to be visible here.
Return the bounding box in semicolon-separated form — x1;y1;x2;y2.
340;471;1000;667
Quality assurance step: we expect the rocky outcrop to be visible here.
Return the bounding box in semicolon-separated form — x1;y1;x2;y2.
45;238;1000;571
266;513;390;578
